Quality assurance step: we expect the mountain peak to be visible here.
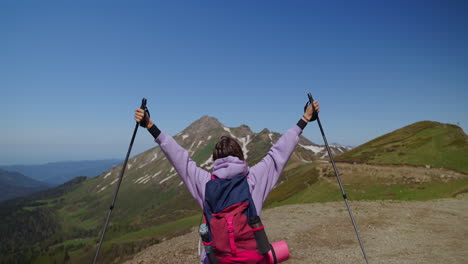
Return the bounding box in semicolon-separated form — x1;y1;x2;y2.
196;115;223;126
235;124;254;136
182;116;224;134
199;115;222;123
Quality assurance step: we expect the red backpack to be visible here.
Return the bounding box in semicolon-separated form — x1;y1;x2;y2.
202;174;268;264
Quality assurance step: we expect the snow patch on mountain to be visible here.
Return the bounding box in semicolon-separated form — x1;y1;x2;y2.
268;133;274;142
110;178;119;185
239;135;251;159
330;144;353;150
151;171;162;178
104;172;111;179
197;140;204;148
135;171;165;184
223;127;236;138
151;153;158;162
299;144;324;153
97;177;120;193
159;174;177;184
182;134;189;140
135;174;150;184
98;185;107;192
189;141;196;150
188;141;196;156
142;177;152;184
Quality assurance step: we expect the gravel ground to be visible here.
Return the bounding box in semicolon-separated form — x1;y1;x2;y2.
125;195;468;264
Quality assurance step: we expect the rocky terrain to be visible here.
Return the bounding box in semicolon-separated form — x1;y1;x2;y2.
125;195;468;263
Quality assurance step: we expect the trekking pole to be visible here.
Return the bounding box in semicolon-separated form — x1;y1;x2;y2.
93;98;147;264
308;93;369;264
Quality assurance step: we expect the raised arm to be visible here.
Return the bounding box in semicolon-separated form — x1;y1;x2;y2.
249;100;320;211
134;108;211;209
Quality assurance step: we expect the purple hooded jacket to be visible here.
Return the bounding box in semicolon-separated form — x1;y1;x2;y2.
154;124;304;262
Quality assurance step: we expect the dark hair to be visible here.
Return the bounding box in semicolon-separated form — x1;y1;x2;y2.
213;136;244;161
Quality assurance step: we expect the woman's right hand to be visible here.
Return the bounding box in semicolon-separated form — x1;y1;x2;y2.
134;108;153;128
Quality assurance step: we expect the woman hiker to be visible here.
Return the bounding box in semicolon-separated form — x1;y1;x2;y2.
134;99;320;263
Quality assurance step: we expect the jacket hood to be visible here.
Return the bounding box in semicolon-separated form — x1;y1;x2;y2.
212;156;249;179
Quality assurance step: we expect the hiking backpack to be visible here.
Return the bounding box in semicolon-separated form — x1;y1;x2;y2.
203;174;268;264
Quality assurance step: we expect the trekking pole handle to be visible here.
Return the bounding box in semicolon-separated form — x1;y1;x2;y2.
307;93;315;109
140;98;147;109
137;98;148;126
307;93;320;121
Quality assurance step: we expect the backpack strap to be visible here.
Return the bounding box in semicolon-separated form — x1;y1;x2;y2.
270;244;278;264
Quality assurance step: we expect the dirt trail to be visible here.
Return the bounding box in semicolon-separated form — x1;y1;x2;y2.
125;195;468;263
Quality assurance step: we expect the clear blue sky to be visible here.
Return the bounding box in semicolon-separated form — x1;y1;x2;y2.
1;0;467;165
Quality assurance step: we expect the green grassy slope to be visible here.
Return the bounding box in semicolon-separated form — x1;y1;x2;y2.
336;121;468;173
265;163;468;210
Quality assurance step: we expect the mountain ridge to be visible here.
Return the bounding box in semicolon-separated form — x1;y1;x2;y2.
335;120;468;173
0;169;50;201
0;159;122;185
